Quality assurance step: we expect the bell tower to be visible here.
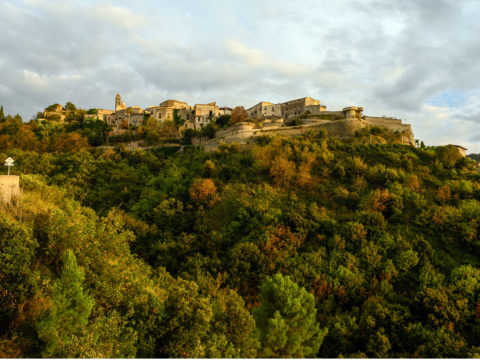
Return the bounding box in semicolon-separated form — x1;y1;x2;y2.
115;94;126;112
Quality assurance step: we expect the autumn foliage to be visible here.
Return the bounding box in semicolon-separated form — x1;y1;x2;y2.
230;106;248;124
189;178;217;205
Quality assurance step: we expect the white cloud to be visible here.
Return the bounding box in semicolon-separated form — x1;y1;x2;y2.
225;38;266;68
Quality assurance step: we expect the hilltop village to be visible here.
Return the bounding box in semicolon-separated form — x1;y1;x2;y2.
37;94;416;149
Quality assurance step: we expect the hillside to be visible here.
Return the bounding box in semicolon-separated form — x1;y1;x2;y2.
468;153;480;161
1;127;480;357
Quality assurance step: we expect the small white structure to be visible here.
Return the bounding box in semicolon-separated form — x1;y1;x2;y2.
0;157;19;203
4;157;14;175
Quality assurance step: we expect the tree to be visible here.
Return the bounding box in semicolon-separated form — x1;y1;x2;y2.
437;145;463;169
156;279;213;357
45;103;62;112
254;274;328;357
203;160;215;177
207;288;258;358
200;122;216;139
51;132;89;152
270;154;296;187
189;178;217;206
173;109;184;126
0;105;4;122
231;106;248;124
37;250;94;357
260;225;304;272
65;102;77;112
216;114;231;128
0;215;38;327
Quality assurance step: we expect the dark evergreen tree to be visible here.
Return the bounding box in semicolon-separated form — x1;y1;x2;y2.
37;250;94;357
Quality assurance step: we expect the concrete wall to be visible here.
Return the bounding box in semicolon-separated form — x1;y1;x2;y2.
0;175;20;203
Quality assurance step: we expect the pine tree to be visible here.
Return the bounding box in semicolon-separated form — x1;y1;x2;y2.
0;105;5;122
254;274;328;357
37;250;94;357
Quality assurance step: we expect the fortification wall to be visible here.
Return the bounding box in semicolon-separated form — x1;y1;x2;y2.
0;175;20;203
363;116;414;145
321;111;344;117
363;116;402;126
194;116;414;151
194;120;369;150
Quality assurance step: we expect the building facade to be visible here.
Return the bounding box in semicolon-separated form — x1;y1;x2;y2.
192;102;219;129
281;97;324;119
246;101;282;119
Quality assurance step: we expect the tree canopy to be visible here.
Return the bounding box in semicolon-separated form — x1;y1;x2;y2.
1;124;480;357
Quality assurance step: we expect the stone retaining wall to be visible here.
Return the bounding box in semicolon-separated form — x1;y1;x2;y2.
193;117;415;151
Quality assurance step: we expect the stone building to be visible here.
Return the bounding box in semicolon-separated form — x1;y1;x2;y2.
450;144;467;157
246;101;282;119
42;104;66;122
84;109;114;122
109;94;236;130
281;97;325;119
115;94;127;112
147;99;190;123
245;97;326;121
114;106;144;127
107;94;144;128
190;102;219;129
97;109;115;121
218;107;232;116
343;106;364;119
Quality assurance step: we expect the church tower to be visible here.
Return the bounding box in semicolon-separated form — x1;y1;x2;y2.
115;93;126;112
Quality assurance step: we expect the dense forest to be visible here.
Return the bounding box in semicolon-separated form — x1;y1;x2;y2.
1;105;480;357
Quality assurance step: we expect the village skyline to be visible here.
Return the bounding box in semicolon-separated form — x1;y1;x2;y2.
1;0;480;151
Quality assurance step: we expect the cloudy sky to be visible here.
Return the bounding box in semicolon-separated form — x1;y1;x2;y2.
1;0;480;152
